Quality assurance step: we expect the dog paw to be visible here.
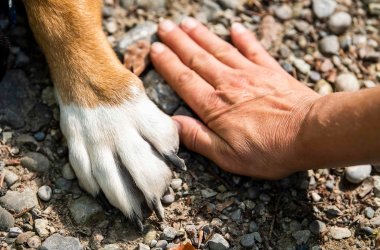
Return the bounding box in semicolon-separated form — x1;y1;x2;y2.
58;91;185;228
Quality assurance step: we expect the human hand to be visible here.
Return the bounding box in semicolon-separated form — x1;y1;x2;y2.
150;18;321;179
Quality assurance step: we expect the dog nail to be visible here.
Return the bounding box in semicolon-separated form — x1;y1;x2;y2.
160;19;175;32
164;153;187;171
232;23;247;34
152;197;165;221
181;17;198;30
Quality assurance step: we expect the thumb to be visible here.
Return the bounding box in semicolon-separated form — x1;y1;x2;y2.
172;115;224;162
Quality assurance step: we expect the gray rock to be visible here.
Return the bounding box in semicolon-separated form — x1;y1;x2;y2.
161;227;176;241
370;216;380;226
319;35;340;55
118;22;157;54
103;244;120;250
170;179;182;190
62;163;76;180
230;209;242;221
55;177;72;191
309;71;321;82
40;233;82;250
0;206;14;230
208;233;230;250
69;195;104;225
41;86;56;106
137;243;150;250
162;193;175;205
0;189;38;213
253;232;262;243
200;0;223;22
35;218;49;237
325;205;343;217
314;80;333;96
293;59;311;74
274;5;293;20
309;220;327;234
335;73;360;92
8;227;23;237
329;227;351;240
364;207;375;219
240;233;256;248
292;230;311;244
155;240;168;249
38;185;52;201
312;0;336;19
201;188;217;198
4;171;19;186
136;0;166;10
249;221;259;232
217;0;243;9
369;3;380;15
105;19;117;34
345;165;372;184
328;12;352;35
21;152;50;172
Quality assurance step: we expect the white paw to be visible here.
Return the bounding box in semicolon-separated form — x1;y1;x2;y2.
58;92;185;228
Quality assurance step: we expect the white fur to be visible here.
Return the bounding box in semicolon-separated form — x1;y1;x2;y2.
57;93;179;220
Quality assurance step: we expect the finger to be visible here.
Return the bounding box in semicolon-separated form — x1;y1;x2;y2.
180;17;254;70
151;42;217;119
157;19;232;87
231;23;285;72
172;115;228;165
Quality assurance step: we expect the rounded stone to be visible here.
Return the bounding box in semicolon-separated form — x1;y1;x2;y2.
40;233;82;250
292;230;311;245
161;227;177;241
155;240;168;249
0;206;14;231
335;73;360;92
309;220;327;234
62;163;76;180
319;35;340;55
312;0;336;19
274;5;293;20
345;165;372;184
21;152;50;172
364;207;375;219
314;80;333;96
240;233;256;248
208;233;230;250
329;226;351;240
170;178;183;190
328;12;352;35
69;195;104;225
38;185;52;201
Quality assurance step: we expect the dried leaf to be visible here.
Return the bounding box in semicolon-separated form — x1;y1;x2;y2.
168;242;196;250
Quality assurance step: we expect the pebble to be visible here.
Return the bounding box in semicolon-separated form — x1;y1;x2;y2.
27;236;41;248
201;188;217;198
55;177;72;191
293;58;311;74
309;220;327;235
0;189;38;214
312;0;336;19
161;227;176;241
369;3;380;15
69;195;104;225
105;19;117;34
35;219;49;237
328;12;352;35
345;165;372;184
240;233;256;248
230;209;242;221
319;35;340;55
155;240;168;249
314;80;333;96
329;227;351;240
137;243;150;250
370;216;380;226
118;22;157;54
217;0;242;9
150;240;157;247
162;191;175;205
62;163;76;180
325;180;335;190
309;71;321;82
21;152;50;172
292;230;311;245
16;231;35;245
335;73;360;92
38;185;53;201
170;178;182;190
208;233;230;250
40;233;82;250
4;171;19;186
274;5;293;20
0;206;14;231
143;227;157;245
103;244;120;250
364;207;375;219
8;227;23;238
249;221;259;233
310;191;322;202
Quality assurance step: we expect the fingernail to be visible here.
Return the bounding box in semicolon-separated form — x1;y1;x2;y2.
232;23;247;34
151;42;165;54
181;17;198;30
159;19;175;32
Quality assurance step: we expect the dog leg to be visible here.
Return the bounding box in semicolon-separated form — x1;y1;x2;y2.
23;0;184;225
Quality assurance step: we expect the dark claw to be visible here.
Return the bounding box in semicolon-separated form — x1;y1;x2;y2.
96;191;114;212
132;215;144;233
164;153;187;171
152;197;165;221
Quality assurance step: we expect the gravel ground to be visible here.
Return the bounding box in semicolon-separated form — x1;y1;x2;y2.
0;0;379;249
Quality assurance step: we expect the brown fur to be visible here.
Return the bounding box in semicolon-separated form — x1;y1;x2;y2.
23;0;143;107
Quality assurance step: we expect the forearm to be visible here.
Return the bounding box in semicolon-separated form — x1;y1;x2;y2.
297;86;380;170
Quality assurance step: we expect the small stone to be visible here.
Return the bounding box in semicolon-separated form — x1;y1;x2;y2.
360;226;374;235
150;240;157;247
292;230;311;245
370;216;380;226
310;191;322;202
118;22;157;54
249;221;259;232
230;209;242;221
369;3;380;15
137;243;150;250
329;227;351;240
155;240;168;249
185;224;197;237
4;171;19;186
16;231;35;245
312;0;336;19
325;180;335;190
27;235;41;248
335;73;360;92
328;12;352;35
253;232;262;243
364;207;375;219
281;61;293;73
162;193;175;205
293;58;311;74
21;152;50;172
170;178;182;190
40;233;82;250
55;177;72;191
0;189;38;214
161;227;176;241
38;185;52;201
309;220;327;235
15;134;38;151
325;205;343;217
208;233;230;250
69;195;104;225
62;163;76;180
240;233;256;248
274;5;293;20
8;227;23;237
314;80;333;96
35;219;49;237
217;0;243;9
105;19;117;34
259;193;271;202
319;35;340;55
345;165;372;184
0;206;14;231
309;71;321;82
201;188;217;198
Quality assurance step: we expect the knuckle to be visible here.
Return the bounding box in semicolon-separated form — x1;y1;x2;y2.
188;52;211;69
176;70;195;84
213;44;236;60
